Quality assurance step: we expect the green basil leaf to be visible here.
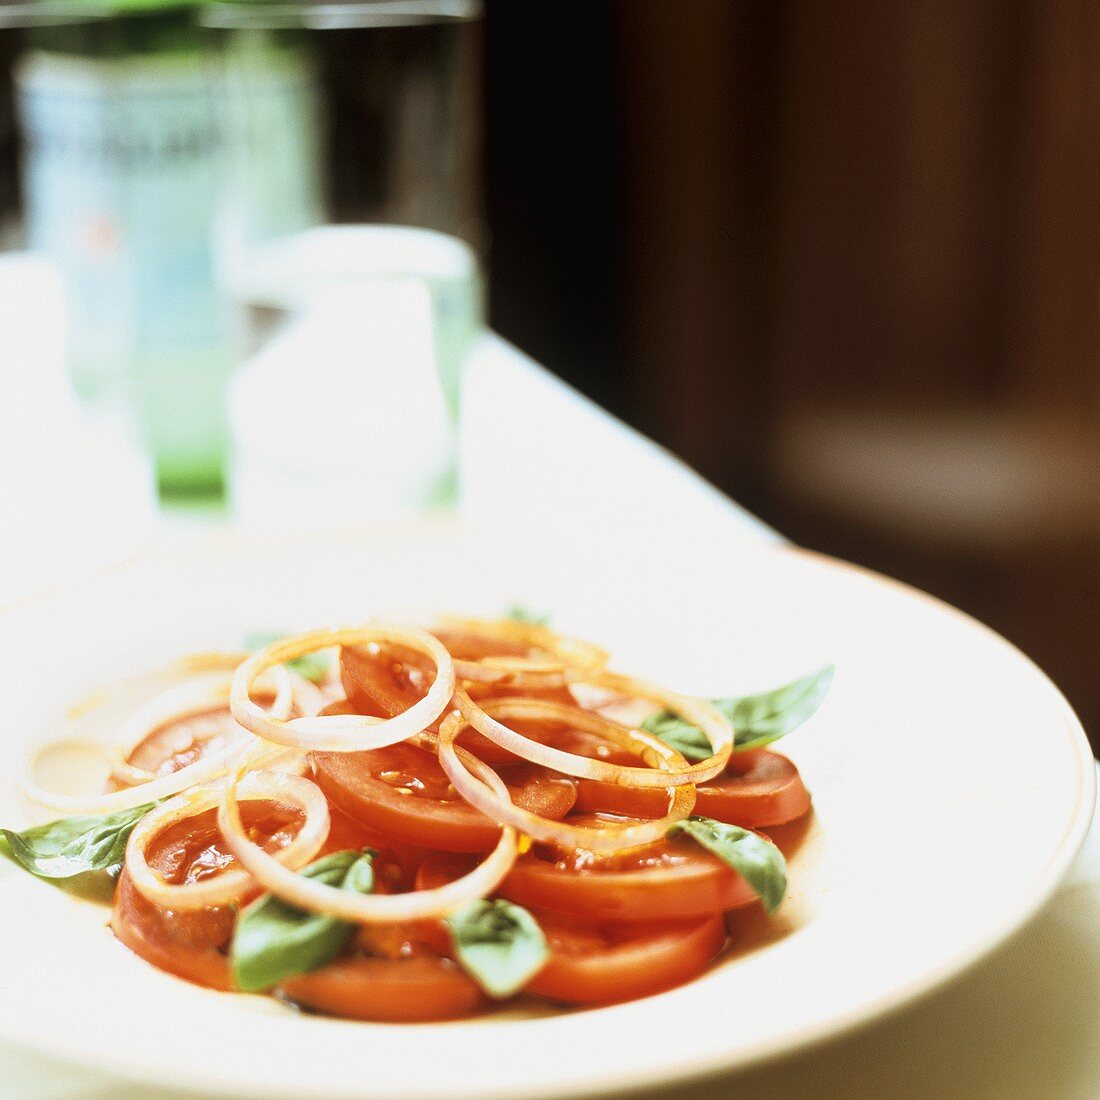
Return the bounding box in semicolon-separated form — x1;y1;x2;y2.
669;816;787;913
0;802;157;881
643;665;834;760
244;631;331;684
231;849;375;993
722;665;835;748
640;711;713;761
504;605;550;627
446;898;549;999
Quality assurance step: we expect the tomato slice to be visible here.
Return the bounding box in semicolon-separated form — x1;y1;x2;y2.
693;748;812;826
415;853;726;1005
111;802;304;990
149;803;304;887
112;869;234;990
274;850;484;1022
342;633;578;711
316;803;428;886
526;914;726;1005
415;850;484;893
115;688;280;785
339;640;577;764
576;747;811;828
311;741;577;852
124;704;244;777
278;953;484;1022
498;815;760;922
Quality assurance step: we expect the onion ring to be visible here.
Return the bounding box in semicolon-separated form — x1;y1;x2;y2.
231;627;455;753
108;667;313;787
126;769;330;911
454;684;732;787
588;669;734;781
64;651;260;723
218;757;518;923
20;668;300;816
436;705;696;851
436;616;608;689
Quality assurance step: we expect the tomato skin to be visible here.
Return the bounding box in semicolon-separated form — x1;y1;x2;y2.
499;835;758;923
576;748;811;828
339;641;577;764
339;643;425;721
116;690;280;787
311;743;576;853
419;824;758;925
124;704;242;778
695;748;812;826
277;955;485;1022
111;802;308;991
144;804;303;891
111;869;234;990
414;850;478;892
414;853;727;1005
526;914;726;1005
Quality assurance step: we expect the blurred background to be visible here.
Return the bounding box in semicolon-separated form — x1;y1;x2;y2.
0;0;1097;746
486;1;1100;747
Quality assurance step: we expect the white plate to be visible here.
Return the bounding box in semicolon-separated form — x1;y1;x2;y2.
0;519;1093;1100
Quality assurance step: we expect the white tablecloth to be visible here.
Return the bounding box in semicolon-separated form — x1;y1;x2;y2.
0;322;1096;1099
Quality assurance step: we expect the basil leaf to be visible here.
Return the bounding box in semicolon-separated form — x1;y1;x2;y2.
231;849;375;993
669;816;787;913
244;631;331;684
643;665;834;760
640;712;713;762
446;898;548;999
0;802;156;881
504;605;549;627
722;665;835;748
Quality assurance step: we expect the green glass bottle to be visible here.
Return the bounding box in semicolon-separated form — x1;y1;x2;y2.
16;0;232;501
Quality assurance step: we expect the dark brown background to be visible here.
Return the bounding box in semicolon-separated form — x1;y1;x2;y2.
485;0;1100;751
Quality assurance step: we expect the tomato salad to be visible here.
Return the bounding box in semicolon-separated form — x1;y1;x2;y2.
4;618;829;1020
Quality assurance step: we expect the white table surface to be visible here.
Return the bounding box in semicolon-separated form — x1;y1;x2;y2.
0;273;1097;1098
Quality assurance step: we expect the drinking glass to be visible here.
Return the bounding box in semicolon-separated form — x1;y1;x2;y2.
203;0;485;524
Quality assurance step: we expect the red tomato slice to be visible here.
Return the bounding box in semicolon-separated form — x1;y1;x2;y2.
144;803;304;888
112;868;235;990
693;748;812;826
311;741;577;852
317;803;431;889
275;861;484;1023
339;640;577;764
415;853;726;1005
414;850;485;893
277;954;484;1022
577;747;811;828
498;816;760;922
116;689;279;785
526;914;726;1005
124;704;243;777
109;801;300;990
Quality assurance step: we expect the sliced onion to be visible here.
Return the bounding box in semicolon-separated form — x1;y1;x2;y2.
20;667;301;817
587;669;733;781
126;769;330;911
436;616;608;688
454;683;732;787
107;660;308;792
64;651;258;724
18;738;115;813
437;706;696;851
218;757;518;923
230;627;455;752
